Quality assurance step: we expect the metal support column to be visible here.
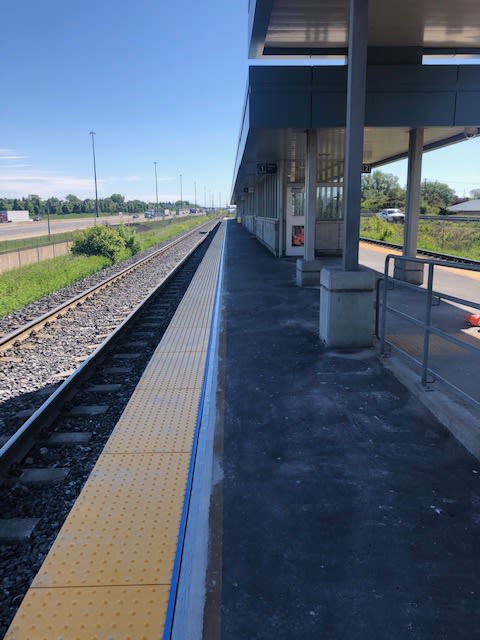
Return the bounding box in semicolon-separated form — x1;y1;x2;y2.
404;127;424;257
320;0;375;347
342;0;368;271
394;127;425;284
305;129;317;261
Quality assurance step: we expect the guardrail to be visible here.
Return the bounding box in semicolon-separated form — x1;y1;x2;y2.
378;254;480;409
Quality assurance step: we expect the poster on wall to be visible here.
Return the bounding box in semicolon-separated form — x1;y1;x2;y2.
292;225;304;246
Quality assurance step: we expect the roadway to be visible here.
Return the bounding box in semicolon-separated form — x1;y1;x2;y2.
0;215;134;241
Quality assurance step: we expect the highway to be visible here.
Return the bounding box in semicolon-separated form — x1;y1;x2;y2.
0;215;132;241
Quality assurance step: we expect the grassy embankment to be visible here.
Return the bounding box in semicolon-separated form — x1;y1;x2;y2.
360;217;480;261
0;216;214;317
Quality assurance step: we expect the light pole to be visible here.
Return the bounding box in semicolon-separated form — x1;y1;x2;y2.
154;161;159;217
179;174;183;215
89;131;99;223
194;181;197;209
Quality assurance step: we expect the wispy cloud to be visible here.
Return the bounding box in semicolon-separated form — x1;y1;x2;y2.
1;164;32;169
0;148;28;161
0;170;101;199
0;173;98;186
0;158;178;200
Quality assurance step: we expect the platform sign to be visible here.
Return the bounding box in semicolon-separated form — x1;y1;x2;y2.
362;163;372;174
257;163;277;174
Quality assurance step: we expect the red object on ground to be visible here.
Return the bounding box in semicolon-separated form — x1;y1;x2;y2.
466;314;480;327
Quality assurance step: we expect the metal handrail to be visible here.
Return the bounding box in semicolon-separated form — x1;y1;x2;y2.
379;254;480;407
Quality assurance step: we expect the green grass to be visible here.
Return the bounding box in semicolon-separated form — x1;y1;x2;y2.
135;216;214;252
360;217;480;261
0;254;109;316
0;215;215;318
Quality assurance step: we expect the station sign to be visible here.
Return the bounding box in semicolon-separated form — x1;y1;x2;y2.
362;163;372;174
257;163;277;174
243;186;255;193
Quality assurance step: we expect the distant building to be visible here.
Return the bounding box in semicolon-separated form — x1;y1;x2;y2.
447;199;480;215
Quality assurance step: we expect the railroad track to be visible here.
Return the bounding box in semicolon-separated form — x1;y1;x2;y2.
0;218;220;470
360;236;480;266
0;220;219;422
0;221;220;636
0;219;216;352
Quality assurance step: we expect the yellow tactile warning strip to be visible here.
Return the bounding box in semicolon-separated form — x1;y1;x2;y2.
104;389;202;453
5;222;226;640
31;453;190;588
7;585;170;640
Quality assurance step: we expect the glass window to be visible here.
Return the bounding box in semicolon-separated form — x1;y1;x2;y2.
316;183;343;220
292;190;305;216
256;174;278;219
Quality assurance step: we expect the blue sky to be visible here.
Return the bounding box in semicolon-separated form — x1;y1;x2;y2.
383;137;480;199
0;0;248;206
1;0;479;206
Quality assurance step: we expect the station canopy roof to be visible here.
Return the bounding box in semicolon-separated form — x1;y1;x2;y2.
232;1;480;199
249;0;480;59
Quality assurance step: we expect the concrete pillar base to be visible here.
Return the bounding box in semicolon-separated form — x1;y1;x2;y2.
393;259;424;285
296;259;321;287
320;267;376;348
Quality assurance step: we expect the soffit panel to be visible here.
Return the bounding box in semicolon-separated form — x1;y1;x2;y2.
257;0;480;53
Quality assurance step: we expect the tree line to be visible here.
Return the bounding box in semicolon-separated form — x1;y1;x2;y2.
2;173;479;217
0;193;194;216
361;172;480;215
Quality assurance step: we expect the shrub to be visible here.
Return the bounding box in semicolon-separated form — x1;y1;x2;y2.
71;225;129;263
116;224;141;254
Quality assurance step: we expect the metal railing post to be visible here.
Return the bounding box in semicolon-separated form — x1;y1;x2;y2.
421;263;435;385
379;255;392;354
378;252;480;408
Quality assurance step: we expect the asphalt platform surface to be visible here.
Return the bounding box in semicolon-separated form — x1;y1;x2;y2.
213;220;480;639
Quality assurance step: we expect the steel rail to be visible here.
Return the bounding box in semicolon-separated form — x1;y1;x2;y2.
0;219;216;352
360;237;480;266
0;222;218;474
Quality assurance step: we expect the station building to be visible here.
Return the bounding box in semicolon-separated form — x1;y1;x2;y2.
231;0;480;348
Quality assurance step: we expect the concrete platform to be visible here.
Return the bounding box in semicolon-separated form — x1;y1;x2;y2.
209;221;480;639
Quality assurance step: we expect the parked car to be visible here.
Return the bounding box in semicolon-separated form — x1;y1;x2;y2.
378;208;405;223
33;216;42;221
